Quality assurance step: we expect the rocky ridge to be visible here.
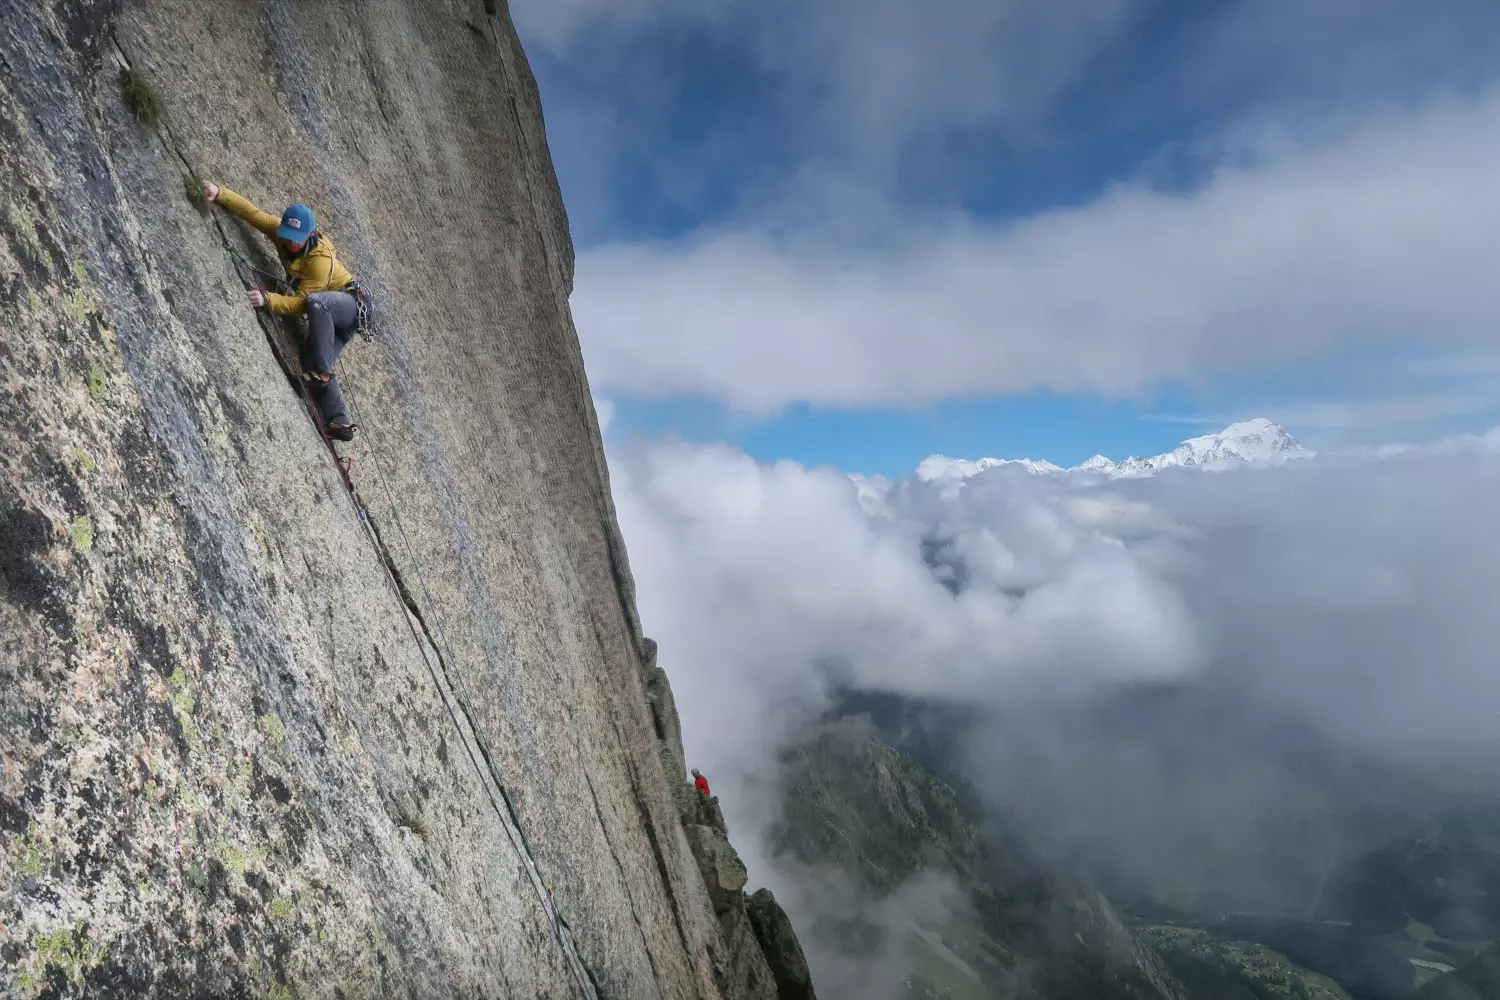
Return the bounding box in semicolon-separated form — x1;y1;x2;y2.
645;644;819;1000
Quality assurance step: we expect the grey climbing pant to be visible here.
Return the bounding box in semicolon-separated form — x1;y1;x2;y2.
301;290;358;427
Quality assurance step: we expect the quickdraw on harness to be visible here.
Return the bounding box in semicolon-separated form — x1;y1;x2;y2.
277;232;375;343
342;280;374;342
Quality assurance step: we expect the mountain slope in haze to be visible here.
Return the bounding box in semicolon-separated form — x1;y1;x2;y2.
1144;926;1353;1000
771;721;1184;1000
1417;943;1500;1000
793;690;1500;1000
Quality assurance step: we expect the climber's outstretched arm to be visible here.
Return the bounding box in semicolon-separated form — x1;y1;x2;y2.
204;183;280;238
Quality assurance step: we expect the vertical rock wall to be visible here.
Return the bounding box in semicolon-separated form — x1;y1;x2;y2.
0;1;806;997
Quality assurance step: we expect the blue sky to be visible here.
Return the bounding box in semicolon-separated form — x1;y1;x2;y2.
511;0;1500;475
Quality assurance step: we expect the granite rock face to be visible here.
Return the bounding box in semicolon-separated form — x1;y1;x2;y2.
646;660;703;830
0;0;807;996
686;825;750;918
716;905;781;1000
747;890;818;1000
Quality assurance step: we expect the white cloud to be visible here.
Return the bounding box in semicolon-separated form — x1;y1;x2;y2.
576;91;1500;411
514;0;1135;167
515;0;1500;414
513;0;1143;244
767;863;973;1000
525;0;1500;964
612;440;1201;793
1258;392;1500;430
753;0;1136;169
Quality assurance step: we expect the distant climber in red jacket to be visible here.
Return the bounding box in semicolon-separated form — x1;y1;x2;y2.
692;768;710;796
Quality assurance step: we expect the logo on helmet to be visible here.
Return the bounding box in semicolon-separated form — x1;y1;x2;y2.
285;217;301;229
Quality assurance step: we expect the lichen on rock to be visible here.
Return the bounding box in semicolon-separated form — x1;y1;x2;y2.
16;923;108;994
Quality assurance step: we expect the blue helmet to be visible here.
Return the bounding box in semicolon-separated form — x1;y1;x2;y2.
277;203;315;242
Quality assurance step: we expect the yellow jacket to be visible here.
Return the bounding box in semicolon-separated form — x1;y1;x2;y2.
216;187;356;315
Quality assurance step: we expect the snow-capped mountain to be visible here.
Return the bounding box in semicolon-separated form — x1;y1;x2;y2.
916;418;1311;482
914;455;1064;482
1086;418;1310;476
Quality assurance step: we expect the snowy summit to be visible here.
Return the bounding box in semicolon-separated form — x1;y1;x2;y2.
914;455;1065;481
916;418;1310;482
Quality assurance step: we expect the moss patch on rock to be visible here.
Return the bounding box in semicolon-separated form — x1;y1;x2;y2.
397;812;429;839
182;172;207;212
68;514;93;552
260;712;287;745
168;666;195;715
15;829;49;879
118;67;159;126
86;359;106;401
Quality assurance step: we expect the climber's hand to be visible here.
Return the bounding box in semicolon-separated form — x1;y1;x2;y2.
248;288;269;308
202;182;220;203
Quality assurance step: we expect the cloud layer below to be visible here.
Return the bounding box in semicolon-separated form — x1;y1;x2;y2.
612;430;1500;908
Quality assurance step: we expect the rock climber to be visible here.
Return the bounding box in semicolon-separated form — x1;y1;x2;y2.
692;768;710;796
202;182;363;442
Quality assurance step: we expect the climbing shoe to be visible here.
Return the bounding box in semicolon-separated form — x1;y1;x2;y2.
327;422;357;442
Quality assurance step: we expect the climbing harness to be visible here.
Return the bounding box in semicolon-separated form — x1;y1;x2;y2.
343;280;374;342
227;238;373;348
